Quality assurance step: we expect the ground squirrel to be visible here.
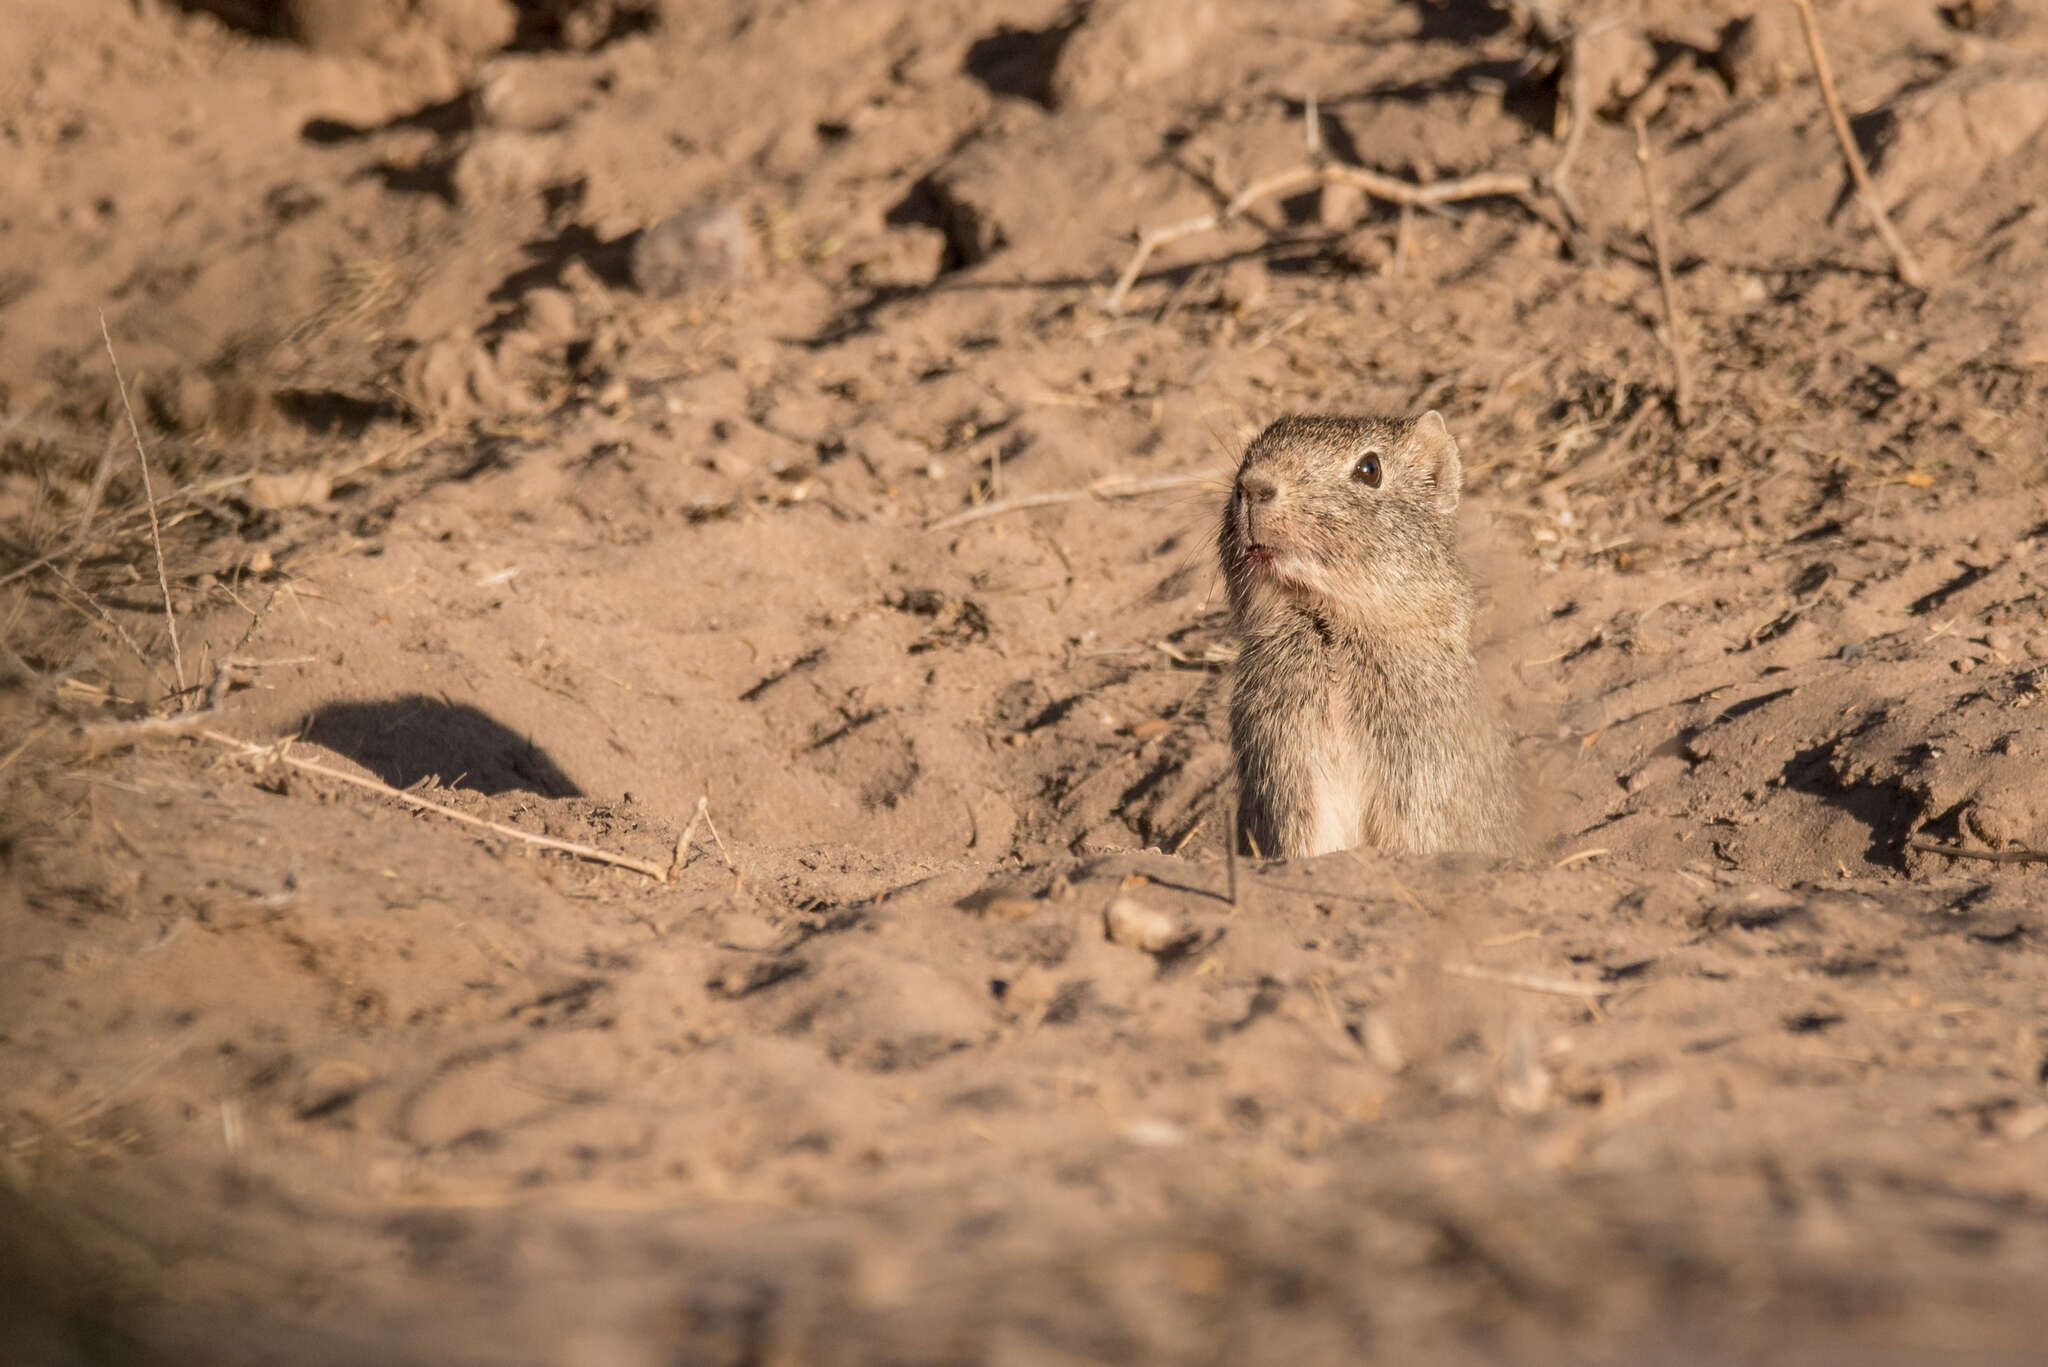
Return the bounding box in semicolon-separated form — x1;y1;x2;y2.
1219;412;1520;858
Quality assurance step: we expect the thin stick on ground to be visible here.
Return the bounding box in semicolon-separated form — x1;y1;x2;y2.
80;664;236;740
1631;114;1693;427
63;420;125;577
698;798;734;869
1907;839;2048;866
668;794;736;879
669;800;708;881
1791;0;1927;289
927;474;1209;532
1103;163;1537;315
1543;28;1594;254
1104;28;1606;315
99;311;186;700
48;562;173;695
199;728;669;880
1445;963;1614;999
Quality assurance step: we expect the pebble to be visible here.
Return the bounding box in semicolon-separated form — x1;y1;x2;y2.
630;201;749;296
1716;8;1807;97
452;131;562;209
1104;896;1180;953
1050;0;1217;109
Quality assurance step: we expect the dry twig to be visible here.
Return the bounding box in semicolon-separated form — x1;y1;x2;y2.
1545;28;1594;252
1790;0;1926;288
1445;963;1614;998
100;312;186;698
1630;116;1695;428
63;420;125;578
668;794;737;879
200;729;669;880
1631;114;1693;426
927;474;1207;532
1104;162;1537;315
1103;39;1611;315
78;664;236;740
1907;839;2048;866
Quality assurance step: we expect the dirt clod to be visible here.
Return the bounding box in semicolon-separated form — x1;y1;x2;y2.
629;201;750;296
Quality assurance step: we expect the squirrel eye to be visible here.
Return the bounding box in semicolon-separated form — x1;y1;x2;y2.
1351;451;1382;488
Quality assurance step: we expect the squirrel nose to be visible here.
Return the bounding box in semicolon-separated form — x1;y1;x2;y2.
1238;471;1277;504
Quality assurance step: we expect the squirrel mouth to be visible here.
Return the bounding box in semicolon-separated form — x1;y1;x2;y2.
1245;544;1281;572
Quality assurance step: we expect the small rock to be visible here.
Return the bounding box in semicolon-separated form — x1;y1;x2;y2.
1954;656;1977;675
1717;10;1808;98
630;201;750;297
282;0;405;53
1050;0;1218;109
2027;636;2048;660
1575;20;1657;110
519;286;579;340
451;131;563;208
418;0;517;55
1984;628;2015;655
1360;1012;1407;1073
2002;1105;2048;1143
244;469;334;512
1213;256;1269;313
1118;1117;1187;1148
401;332;536;422
475;55;587;131
1333;227;1393;275
1104;895;1180;953
1624;752;1689;795
1318;179;1365;230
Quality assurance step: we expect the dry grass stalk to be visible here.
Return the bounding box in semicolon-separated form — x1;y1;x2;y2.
1906;839;2048;866
99;312;186;699
1545;28;1593;250
668;794;735;879
79;664;236;739
928;473;1208;532
1630;115;1693;426
1104;162;1537;315
199;728;669;880
1790;0;1927;289
1446;963;1614;998
1104;46;1608;314
63;420;125;578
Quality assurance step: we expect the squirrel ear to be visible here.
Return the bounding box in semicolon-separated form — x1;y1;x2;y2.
1404;410;1462;510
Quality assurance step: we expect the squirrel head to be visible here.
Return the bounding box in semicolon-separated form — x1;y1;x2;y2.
1219;411;1469;634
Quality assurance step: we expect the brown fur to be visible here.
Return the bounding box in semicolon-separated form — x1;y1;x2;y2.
1219;412;1520;858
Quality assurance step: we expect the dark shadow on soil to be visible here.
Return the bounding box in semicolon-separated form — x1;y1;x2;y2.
1400;0;1514;42
1779;736;1916;870
179;1;659;55
275;389;406;437
490;224;637;301
301;92;479;146
303;696;583;797
963;19;1081;108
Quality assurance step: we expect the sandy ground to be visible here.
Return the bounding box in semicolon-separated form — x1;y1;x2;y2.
6;0;2048;1362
